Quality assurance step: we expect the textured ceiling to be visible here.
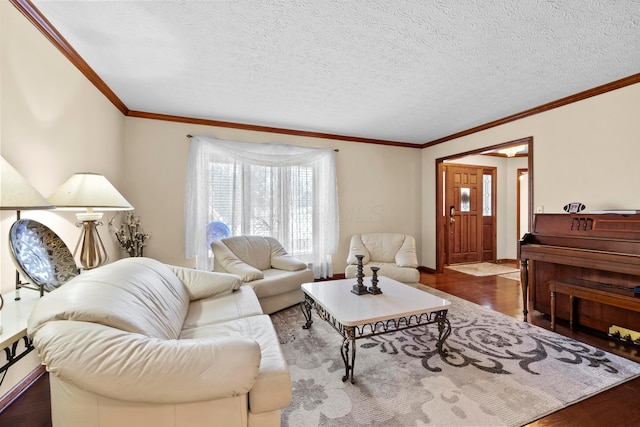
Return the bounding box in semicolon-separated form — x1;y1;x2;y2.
30;0;640;145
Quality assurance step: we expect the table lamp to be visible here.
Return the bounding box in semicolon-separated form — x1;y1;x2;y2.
1;156;55;328
47;173;133;270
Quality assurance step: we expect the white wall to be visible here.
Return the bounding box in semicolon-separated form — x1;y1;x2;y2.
123;117;423;273
504;156;528;255
421;83;640;268
519;171;529;238
0;2;125;397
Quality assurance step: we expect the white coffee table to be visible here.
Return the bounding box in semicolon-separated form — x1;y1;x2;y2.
301;277;451;383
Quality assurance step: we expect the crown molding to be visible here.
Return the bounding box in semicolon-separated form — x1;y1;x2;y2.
126;111;418;148
421;73;640;148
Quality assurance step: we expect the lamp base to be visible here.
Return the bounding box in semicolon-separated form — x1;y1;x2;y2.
74;219;109;270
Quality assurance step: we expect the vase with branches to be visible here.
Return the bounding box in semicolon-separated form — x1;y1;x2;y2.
108;211;150;257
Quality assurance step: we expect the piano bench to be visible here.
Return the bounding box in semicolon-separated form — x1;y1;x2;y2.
548;278;640;332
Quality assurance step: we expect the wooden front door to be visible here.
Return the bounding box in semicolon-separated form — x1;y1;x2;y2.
445;164;484;264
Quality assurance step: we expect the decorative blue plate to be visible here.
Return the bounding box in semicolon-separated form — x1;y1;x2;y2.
207;221;231;247
9;219;79;292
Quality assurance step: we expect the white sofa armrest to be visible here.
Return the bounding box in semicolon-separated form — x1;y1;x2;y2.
271;255;307;271
33;321;261;404
169;265;243;300
266;236;307;271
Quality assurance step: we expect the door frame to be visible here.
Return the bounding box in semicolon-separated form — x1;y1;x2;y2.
435;136;534;273
442;163;492;265
516;168;529;243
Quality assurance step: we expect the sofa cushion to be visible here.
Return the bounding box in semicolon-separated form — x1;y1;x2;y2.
180;314;292;414
28;258;189;340
182;286;263;330
246;268;314;299
168;265;243;300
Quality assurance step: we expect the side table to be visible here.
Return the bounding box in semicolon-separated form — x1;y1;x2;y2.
0;290;41;383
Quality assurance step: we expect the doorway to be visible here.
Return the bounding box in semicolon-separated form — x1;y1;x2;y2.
443;164;496;264
435;137;533;273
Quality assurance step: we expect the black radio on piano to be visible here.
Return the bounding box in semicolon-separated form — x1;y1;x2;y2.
518;213;640;336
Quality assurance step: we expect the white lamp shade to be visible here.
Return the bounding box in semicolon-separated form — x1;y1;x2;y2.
1;156;54;210
47;173;133;210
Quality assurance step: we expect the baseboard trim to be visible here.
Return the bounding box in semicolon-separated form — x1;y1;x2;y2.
418;266;436;274
315;273;346;281
0;365;46;414
317;269;437;278
495;259;518;265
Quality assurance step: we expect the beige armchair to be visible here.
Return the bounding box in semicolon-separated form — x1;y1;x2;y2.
212;235;314;313
345;233;420;285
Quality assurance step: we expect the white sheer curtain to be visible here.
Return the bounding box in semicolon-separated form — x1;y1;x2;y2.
184;135;338;278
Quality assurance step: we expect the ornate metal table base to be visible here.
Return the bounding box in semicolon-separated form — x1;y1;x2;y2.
300;294;451;383
1;336;34;385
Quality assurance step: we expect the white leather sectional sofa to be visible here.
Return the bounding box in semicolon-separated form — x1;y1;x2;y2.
28;257;291;427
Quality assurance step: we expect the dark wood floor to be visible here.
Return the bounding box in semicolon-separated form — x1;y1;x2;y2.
1;264;639;426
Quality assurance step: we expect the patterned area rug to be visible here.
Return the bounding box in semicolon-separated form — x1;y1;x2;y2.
445;262;519;277
271;285;640;427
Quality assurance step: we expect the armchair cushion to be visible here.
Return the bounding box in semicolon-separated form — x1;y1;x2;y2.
346;233;420;284
217;236;272;270
362;233;405;263
212;236;307;278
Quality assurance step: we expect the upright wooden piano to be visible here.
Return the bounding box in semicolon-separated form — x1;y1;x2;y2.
518;213;640;335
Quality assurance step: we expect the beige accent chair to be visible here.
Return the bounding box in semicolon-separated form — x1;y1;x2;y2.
212;235;314;314
345;233;420;285
27;257;291;427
